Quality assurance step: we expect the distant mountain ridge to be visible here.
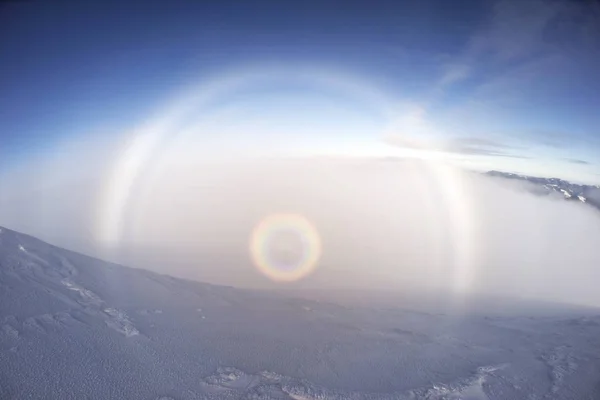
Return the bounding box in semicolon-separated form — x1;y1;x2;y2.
486;170;600;211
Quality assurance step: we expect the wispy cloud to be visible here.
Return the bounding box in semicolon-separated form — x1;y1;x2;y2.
384;134;527;159
390;1;577;159
418;0;600;175
441;0;598;88
467;0;561;62
444;137;518;156
565;158;590;165
439;63;471;88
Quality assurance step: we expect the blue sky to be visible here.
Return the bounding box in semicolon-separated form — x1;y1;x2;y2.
1;0;599;183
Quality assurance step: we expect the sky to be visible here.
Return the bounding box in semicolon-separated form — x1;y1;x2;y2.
1;0;599;183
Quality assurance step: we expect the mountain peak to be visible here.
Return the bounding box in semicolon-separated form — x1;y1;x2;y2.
485;170;600;211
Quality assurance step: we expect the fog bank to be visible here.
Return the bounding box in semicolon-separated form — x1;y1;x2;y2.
1;154;600;307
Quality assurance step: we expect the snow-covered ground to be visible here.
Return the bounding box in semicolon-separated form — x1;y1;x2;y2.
1;226;600;399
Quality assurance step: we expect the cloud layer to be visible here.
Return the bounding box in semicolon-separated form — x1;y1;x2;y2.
1;147;600;308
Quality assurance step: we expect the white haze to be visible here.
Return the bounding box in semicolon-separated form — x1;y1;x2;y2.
1;144;600;308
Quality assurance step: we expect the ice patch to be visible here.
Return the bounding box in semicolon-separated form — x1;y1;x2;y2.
288;394;313;400
61;280;139;337
204;367;257;389
19;247;50;267
402;364;506;400
23;317;47;334
62;279;103;306
104;308;139;337
198;364;505;399
139;309;162;315
1;324;20;338
543;346;578;395
58;256;78;276
419;376;489;400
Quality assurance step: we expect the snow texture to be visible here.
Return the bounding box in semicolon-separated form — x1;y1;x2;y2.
1;225;600;399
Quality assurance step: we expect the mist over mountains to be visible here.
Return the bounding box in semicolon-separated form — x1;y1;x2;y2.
486;170;600;211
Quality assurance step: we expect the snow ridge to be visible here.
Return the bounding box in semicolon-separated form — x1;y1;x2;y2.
198;364;507;399
61;279;139;337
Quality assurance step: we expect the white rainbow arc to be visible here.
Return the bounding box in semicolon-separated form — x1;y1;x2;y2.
96;62;477;292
